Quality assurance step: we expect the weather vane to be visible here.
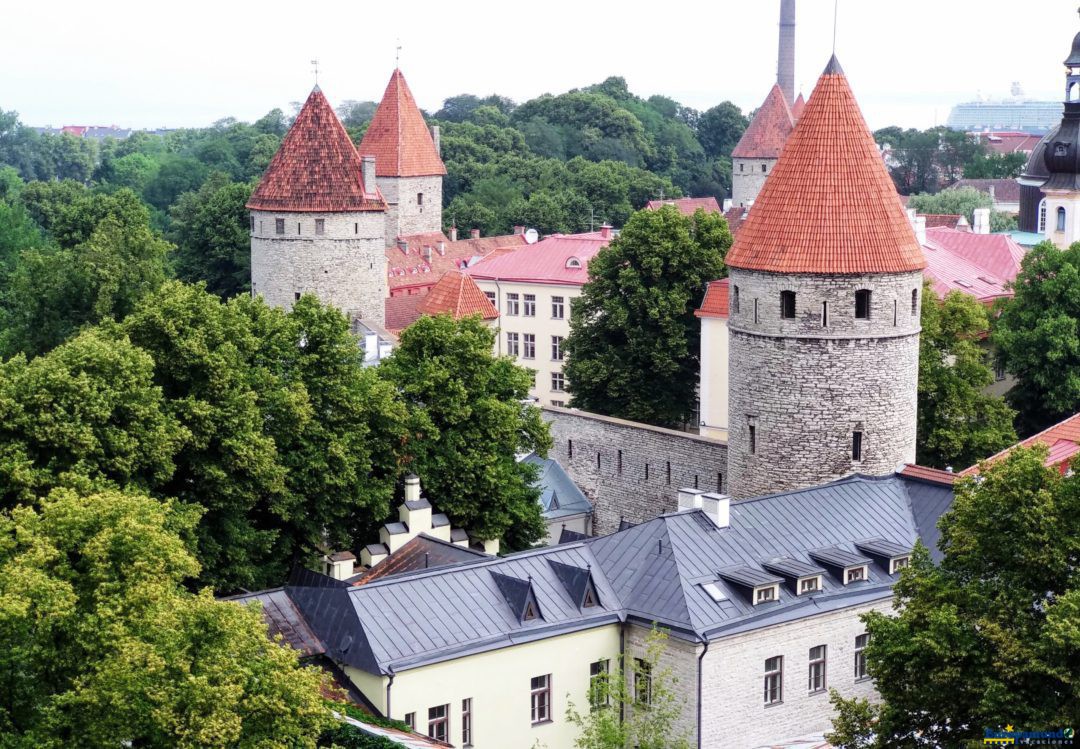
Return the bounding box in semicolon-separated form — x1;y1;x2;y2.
311;59;320;85
396;39;402;68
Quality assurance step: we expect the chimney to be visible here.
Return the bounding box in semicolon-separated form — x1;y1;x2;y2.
600;224;612;239
988;185;996;201
470;228;481;240
777;0;796;105
513;225;525;235
450;225;458;242
914;216;927;245
722;198;733;212
404;473;421;502
973;208;991;235
323;551;356;581
431;125;441;156
700;492;731;528
438;241;446;255
677;487;707;511
422;246;432;262
361;155;377;194
956;215;971;232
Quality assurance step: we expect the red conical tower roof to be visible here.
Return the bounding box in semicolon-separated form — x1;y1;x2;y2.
791;93;806;120
248;87;384;212
732;84;795;159
725;57;925;275
359;69;447;178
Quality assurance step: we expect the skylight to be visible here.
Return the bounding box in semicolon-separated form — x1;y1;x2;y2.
701;582;727;602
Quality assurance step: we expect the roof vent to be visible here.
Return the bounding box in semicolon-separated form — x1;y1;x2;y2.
700;492;730;528
491;572;542;623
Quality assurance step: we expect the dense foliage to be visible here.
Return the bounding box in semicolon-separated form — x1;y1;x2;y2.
906;186;1016;232
993;240;1080;435
565;206;730;427
827;446;1080;746
0;487;331;747
916;284;1016;469
874;126;1024;195
379;314;552;550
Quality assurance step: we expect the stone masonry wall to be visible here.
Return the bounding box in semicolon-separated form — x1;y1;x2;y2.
700;598;891;748
732;157;775;208
625;624;701;747
250;210;388;323
726;269;922;498
376;175;443;242
542;406;729;535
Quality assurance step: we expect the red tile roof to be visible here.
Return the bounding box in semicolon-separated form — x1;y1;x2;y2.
920;214;964;229
791;93;806;120
350;535;485;586
961;412;1080;476
695;278;730;319
419;270;498;320
358;69;446;178
725;58;926;275
898;464;957;485
732;84;795;159
925;228;1025;283
466;231;611;286
248;87;384;213
980;132;1042;156
948;178;1021;204
383;294;426;334
645;197;722;216
724;205;748;236
387;232;528;293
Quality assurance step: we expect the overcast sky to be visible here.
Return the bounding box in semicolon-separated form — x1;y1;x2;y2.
2;0;1076;131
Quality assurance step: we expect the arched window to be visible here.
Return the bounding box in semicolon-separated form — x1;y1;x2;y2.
855;289;872;320
1057;206;1067;233
780;290;796;319
565;257;582;269
1039;199;1048;233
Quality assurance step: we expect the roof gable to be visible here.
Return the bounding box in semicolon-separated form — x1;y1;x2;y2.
549;560;600;610
695;278;730;319
418;270;499;320
491;571;541;622
732;84;795;159
248;87;384;213
725;57;926;275
358;69;446;178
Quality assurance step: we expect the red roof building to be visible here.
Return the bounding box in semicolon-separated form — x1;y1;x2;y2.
898;464;957;485
791;93;806;120
645;197;722;216
725;58;925;275
358;69;446;178
695;278;730;320
248;87;384;213
732;84;795;159
961;412;1080;476
920;214;966;229
466;229;612;286
383;270;498;334
387;232;529;296
921;226;1026;305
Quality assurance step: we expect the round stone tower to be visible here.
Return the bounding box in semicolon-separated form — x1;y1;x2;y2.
725;56;926;499
248;86;388;323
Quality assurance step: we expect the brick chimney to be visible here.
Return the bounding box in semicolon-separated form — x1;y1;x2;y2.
470;228;481;240
513;225;525;235
361;155;377;194
600;224;612;239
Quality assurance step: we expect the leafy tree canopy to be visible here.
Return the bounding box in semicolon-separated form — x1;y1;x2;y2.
169;173;254;298
565;206;730;427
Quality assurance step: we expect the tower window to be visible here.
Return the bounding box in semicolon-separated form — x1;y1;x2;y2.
852;431;863;461
417;192;424;205
780;290;796;319
855;289;871;319
294;292;301;301
754;298;759;324
315;218;325;235
911;289;918;316
732;286;740;313
761;163;767;173
249;216;254;232
1038;199;1048;233
822;301;828;327
893;299;898;326
749;424;757;455
1058;206;1067;232
739;163;744;172
275;218;285;235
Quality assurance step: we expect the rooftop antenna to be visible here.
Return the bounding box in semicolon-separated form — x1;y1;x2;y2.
311;59;320;86
396;39;402;69
832;0;839;56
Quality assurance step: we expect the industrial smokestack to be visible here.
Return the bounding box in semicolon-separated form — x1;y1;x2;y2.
777;0;796;106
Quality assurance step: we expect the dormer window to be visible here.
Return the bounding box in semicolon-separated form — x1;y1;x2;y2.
583;584;598;608
566;257;582;269
890;556;910;574
754;584;778;604
845;566;868;584
523;600;538;620
798;575;821;594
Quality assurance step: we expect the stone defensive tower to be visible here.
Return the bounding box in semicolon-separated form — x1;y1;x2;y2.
248;87;388;323
359;69;447;245
731;85;794;209
778;0;796;105
725;57;926;499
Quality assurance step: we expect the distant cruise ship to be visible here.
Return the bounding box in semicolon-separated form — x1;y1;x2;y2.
947;83;1062;134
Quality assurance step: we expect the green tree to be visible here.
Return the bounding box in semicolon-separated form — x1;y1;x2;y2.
0;486;331;747
565;206;730;427
828;446;1080;746
696;101;748;159
0;199;44;274
916;285;1016;469
907;186;991;223
378;314;551;549
993;240;1080;434
169;174;254;298
964;151;1027;179
565;628;691;749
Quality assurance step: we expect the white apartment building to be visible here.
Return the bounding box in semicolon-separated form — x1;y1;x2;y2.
467;229;612;406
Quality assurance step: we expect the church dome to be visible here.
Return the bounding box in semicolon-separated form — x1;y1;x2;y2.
1066;30;1080;67
1019;126;1056;185
1042;108;1080;190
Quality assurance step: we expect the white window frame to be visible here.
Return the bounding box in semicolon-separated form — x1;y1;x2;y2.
890;556;910;574
1039;198;1048;233
798;575;821;594
551;371;565;392
462;698;473;746
530;674;551;724
506;293;520;316
506;332;520;357
552;335;564;361
754;584;778;604
589;659;610;710
523;293;536;317
808;645;827;693
844;565;868;584
551;296;565;319
427;704;449;742
855;633;870;680
764;656;783;705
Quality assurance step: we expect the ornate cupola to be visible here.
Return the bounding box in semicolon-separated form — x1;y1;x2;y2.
725;56;925;499
1037;15;1080;247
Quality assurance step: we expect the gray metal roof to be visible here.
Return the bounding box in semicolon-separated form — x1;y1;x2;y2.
558;527;590;544
809;547;872;569
523;453;593;519
718;566;784;588
403;498;431;511
275;473;953;674
855;538;911;559
762;557;826;579
430;513;449;528
383;522;408;535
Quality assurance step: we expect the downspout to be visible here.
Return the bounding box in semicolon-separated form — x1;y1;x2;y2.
494;277;503;355
696;640;710;749
385;668;395;720
618;622;626;725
